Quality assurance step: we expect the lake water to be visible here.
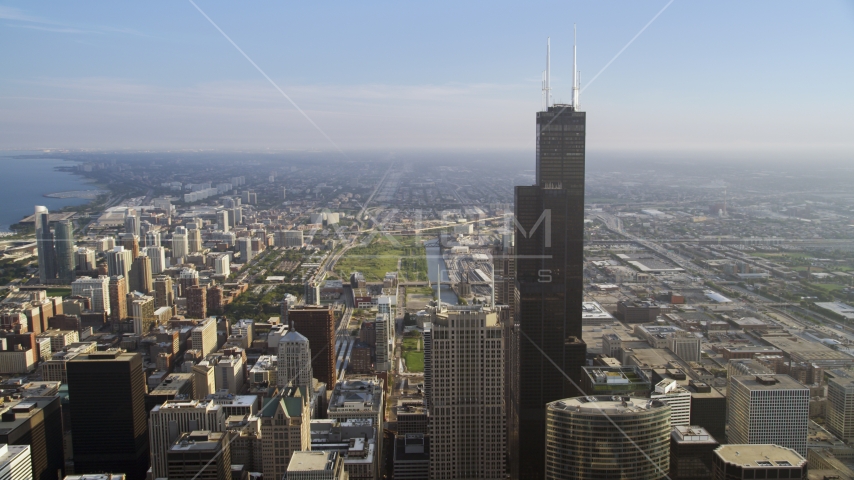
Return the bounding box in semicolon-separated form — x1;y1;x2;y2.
426;240;458;304
0;152;99;232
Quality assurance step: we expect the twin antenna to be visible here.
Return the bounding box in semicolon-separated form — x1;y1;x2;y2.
541;24;580;111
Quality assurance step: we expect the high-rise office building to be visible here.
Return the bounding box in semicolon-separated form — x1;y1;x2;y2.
232;207;242;227
67;350;149;480
191;318;218;356
259;387;311;480
727;375;809;456
130;293;156;334
375;313;393;372
216;210;230;233
107;246;133;280
711;444;806;480
187;228;202;254
651;378;692;427
827;369;854;442
186;286;207;319
214;355;245;394
178;268;199;296
54;219;75;284
238;237;253;263
34;206;57;284
108;276;128;322
670;426;718;480
148;399;226;479
513;48;587;478
289;306;336;389
124;212;140;237
423;322;433;410
427;306;505;480
145;231;161;248
119;233;140;259
274;230;304;248
129;255;152;294
153;276;174;309
286;451;346;480
75;247;95;272
166;431;231;480
171;232;189;263
0;397;65;480
277;330;313;391
214;255;230;276
71;276;111;314
0;444;31;480
544;396;671;480
145;246;166;274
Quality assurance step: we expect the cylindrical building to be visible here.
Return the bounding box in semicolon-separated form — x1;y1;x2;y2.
545;396;672;480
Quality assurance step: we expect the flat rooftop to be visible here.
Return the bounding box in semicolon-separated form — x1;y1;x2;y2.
762;336;854;364
730;374;807;391
288;451;337;472
714;444;805;468
672;426;718;444
548;396;667;416
169;431;224;452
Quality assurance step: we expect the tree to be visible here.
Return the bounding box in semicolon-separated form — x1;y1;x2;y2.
403;312;416;327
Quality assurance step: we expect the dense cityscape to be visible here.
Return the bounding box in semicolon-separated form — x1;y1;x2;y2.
3;104;854;480
2;2;854;480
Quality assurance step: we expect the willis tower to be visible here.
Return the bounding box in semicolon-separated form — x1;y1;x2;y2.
512;31;586;480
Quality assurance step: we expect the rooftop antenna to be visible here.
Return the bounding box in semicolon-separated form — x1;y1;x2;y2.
541;70;547;111
572;24;579;109
546;37;552;109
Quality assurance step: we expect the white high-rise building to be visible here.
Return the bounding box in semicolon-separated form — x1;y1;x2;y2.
217;210;230;233
728;375;810;456
214;255;230;276
192;318;218;356
71;276;111;314
826;370;854;442
427;306;505;480
145;246;167;274
650;378;692;427
277;330;313;391
148;399;227;479
0;444;32;480
106;246;132;279
172;232;189;262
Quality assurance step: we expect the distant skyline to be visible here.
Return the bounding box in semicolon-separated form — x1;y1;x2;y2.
1;1;852;159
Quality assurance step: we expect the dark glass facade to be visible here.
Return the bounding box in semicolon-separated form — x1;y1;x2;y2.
67;351;150;480
513;105;587;480
289;306;337;389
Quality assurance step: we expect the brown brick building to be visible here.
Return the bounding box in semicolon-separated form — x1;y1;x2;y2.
186;286;207;319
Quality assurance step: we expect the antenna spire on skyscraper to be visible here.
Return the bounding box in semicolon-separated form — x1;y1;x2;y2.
573;24;579;109
546;37;552;109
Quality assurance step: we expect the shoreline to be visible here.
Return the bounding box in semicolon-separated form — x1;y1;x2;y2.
0;155;112;233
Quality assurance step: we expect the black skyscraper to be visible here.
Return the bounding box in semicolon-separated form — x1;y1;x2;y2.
67;350;150;480
0;396;65;480
512;103;587;480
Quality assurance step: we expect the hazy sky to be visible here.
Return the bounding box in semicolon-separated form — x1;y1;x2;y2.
1;1;853;158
